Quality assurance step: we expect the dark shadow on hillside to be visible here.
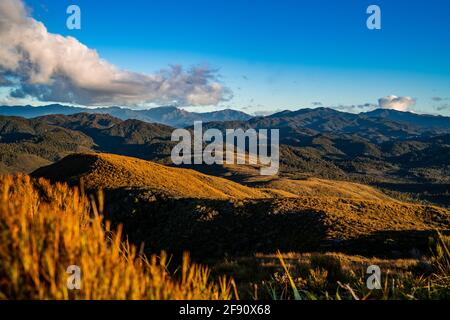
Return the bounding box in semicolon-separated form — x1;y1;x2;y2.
100;188;450;262
176;163;254;184
31;154;98;185
0;132;35;143
101;188;328;261
320;229;450;259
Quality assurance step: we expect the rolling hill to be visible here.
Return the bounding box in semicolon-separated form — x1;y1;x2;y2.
0;115;94;174
32;153;271;199
255;177;392;200
200;107;446;143
0;107;448;204
30;152;450;260
30;152;401;201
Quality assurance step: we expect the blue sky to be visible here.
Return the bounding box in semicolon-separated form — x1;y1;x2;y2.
5;0;450;115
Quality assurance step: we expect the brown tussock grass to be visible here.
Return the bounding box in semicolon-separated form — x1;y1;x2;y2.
0;174;233;300
258;177;392;201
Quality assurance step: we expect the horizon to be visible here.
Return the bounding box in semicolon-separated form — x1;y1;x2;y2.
1;0;450;116
2;103;450;118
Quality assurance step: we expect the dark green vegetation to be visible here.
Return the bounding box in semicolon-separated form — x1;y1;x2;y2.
201;108;450;184
0;115;94;173
0;113;175;174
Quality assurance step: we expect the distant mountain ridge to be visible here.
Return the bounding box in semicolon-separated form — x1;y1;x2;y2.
0;104;252;128
200;107;450;144
364;109;450;129
1;104;449;132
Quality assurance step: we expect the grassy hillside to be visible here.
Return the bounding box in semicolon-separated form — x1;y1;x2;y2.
32;153;271;199
30;152;418;202
30;153;450;261
215;245;450;299
98;192;450;260
0;116;95;173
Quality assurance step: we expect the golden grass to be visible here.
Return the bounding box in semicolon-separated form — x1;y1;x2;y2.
34;153;271;199
266;197;450;239
33;152;436;203
32;153;450;243
0;174;233;300
32;152;420;203
258;177;392;201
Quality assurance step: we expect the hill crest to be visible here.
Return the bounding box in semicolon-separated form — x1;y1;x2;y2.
32;153;271;199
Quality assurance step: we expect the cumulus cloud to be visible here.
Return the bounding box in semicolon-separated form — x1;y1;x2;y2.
0;0;231;106
378;95;416;112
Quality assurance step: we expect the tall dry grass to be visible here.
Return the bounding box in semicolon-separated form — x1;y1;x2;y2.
0;174;233;300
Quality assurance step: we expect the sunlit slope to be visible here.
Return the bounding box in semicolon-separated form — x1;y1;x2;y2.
257;177;392;201
32;153;272;199
268;196;450;239
188;159;393;201
32;152;400;201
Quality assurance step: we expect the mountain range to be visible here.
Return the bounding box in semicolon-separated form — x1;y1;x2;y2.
1;104;450;131
0;104;252;128
0;106;449;206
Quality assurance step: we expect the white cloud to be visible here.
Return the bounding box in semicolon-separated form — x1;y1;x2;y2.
0;0;232;106
378;95;416;112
